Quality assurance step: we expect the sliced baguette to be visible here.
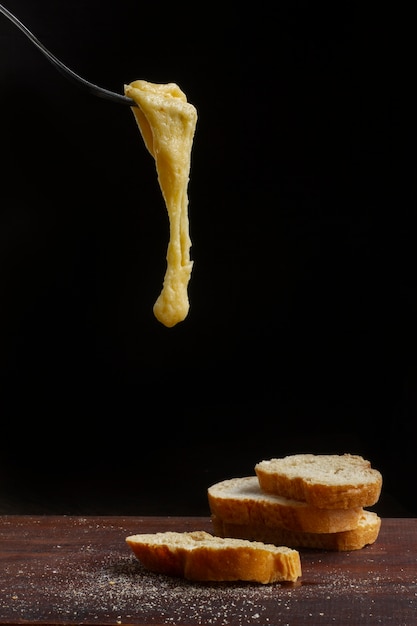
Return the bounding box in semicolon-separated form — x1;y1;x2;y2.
212;510;381;552
126;530;301;583
208;476;363;533
255;454;382;509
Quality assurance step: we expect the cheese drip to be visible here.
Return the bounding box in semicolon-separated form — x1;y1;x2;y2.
124;80;197;327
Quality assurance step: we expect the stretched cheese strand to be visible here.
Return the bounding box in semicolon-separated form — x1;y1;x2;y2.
124;80;197;327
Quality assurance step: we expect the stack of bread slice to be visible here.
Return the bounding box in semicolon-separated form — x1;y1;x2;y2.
208;453;383;551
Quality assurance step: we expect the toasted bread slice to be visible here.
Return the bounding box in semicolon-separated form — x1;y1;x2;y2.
208;476;363;533
255;454;382;509
212;510;381;552
126;530;301;583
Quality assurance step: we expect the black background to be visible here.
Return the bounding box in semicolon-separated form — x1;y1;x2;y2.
0;2;415;516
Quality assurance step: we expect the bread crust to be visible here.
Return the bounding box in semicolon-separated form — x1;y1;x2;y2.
255;454;383;509
212;511;382;552
208;477;363;533
126;530;302;583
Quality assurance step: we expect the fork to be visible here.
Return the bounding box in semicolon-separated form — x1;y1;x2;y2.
0;3;137;107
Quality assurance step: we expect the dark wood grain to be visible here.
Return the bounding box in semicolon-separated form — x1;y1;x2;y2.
0;516;416;625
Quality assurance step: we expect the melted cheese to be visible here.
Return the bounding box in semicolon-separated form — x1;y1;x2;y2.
124;80;197;327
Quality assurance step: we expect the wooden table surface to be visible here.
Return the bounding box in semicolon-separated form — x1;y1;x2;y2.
0;516;416;625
